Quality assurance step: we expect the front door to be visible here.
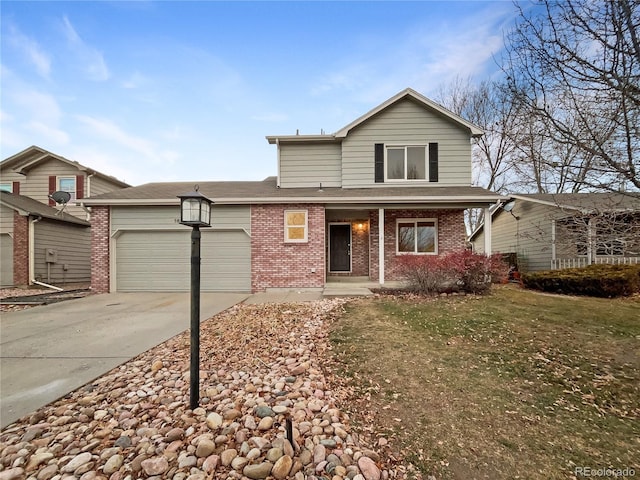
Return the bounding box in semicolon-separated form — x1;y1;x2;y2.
329;224;351;272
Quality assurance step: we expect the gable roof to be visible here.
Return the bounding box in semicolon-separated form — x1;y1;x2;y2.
1;146;131;188
0;191;90;226
266;87;484;144
81;176;504;207
468;191;640;241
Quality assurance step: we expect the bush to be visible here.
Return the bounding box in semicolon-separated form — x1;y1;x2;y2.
522;264;640;297
395;250;509;295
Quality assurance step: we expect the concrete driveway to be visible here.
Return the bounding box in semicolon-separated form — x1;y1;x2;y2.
0;292;248;429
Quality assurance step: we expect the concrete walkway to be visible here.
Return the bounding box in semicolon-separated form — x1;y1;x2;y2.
0;292;247;429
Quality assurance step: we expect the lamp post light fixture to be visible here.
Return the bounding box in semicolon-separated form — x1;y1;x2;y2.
177;185;213;410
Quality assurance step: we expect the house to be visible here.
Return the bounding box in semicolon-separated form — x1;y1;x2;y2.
83;88;504;294
470;193;640;272
0;146;130;287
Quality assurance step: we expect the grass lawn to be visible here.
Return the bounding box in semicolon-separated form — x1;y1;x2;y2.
329;285;640;480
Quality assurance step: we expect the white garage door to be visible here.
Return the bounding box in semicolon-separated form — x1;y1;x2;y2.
0;233;13;287
115;230;250;292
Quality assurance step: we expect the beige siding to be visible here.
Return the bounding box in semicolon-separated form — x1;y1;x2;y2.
33;219;91;284
87;175;126;197
279;143;342;188
0;204;14;235
111;205;251;232
341;99;472;187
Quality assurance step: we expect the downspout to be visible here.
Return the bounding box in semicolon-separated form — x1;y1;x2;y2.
82;173;95;221
276;139;281;188
28;215;42;286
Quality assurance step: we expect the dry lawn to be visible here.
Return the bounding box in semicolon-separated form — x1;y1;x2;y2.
329;285;640;479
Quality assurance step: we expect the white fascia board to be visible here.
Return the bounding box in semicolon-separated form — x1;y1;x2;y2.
266;135;337;144
83;195;506;207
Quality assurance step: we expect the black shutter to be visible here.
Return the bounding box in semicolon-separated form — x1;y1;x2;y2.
374;143;384;183
428;142;439;182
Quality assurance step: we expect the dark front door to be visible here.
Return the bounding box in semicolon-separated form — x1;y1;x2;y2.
329;224;351;272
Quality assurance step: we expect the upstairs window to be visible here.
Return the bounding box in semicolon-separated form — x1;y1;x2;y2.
0;183;12;193
58;177;77;202
386;146;426;180
284;209;308;243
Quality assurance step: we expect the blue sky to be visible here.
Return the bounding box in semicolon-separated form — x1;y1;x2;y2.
1;1;517;186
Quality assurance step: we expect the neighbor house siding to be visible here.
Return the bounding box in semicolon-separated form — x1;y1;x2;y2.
0;204;14;235
87;175;125;197
251;203;325;292
474;201;555;272
33;220;91;284
341;99;472;188
279;142;342;188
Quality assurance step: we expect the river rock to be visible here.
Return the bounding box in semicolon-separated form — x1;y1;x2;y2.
140;456;169;476
272;455;293;479
357;456;381;480
243;461;273;479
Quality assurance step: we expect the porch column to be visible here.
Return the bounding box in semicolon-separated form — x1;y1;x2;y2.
484;206;492;255
378;208;385;284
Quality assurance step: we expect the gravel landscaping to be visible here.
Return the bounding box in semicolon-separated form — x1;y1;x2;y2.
0;300;403;480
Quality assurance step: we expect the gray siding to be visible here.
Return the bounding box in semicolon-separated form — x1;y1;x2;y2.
0;204;14;235
88;175;124;197
341;99;472;187
1;233;13;286
111;205;251;232
473;202;561;272
33;219;91;284
279;143;342;188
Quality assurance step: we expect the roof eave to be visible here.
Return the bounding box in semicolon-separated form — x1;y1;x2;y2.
266;135;338;144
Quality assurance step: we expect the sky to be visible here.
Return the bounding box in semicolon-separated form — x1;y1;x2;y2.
1;1;518;187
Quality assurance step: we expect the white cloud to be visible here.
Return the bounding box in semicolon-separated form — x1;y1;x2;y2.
13;89;62;124
6;24;51;79
121;71;147;89
61;15;110;81
27;121;70;145
75;115;157;159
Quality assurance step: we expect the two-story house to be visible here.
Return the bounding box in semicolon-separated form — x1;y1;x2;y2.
0;146;130;287
83;88;504;293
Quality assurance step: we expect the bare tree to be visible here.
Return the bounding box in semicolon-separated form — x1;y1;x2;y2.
502;0;640;191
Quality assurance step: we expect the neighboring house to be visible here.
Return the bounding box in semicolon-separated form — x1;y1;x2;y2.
0;146;130;287
0;192;90;287
83;88;504;294
470;193;640;272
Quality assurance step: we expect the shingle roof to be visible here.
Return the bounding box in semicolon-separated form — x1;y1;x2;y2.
0;192;90;226
81;176;504;206
513;192;640;211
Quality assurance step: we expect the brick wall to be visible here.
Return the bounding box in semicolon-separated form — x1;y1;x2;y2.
327;219;370;277
369;209;466;282
13;212;29;285
251;204;325;292
91;206;110;293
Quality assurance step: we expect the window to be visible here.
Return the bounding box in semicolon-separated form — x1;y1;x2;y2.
58;177;77;202
0;183;12;193
386;146;427;180
284;210;308;243
397;219;437;254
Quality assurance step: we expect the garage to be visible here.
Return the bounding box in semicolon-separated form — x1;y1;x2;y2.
0;233;13;287
111;205;251;293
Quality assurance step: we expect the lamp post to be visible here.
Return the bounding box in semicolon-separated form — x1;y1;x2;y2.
177;185;213;410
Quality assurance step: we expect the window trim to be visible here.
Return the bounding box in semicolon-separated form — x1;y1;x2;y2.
384;145;428;182
284;209;308;243
396;218;438;255
0;183;13;193
57;176;77;202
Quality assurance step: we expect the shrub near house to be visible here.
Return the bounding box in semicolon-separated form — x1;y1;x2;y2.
396;249;508;294
522;264;640;298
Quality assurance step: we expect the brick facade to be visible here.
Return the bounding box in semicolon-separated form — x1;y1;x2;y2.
91;206;110;293
369;208;466;282
13;212;29;285
251;204;325;292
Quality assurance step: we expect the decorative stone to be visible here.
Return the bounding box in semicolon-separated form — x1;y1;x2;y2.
62;452;93;473
357;456;381;480
266;447;283;462
243;462;273;479
114;436;131;448
254;406;275;418
196;439;215;458
141;457;169;476
103;454;124;474
206;412;223;429
202;454;220;472
257;416;274;430
221;448;238;466
272;455;293;480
